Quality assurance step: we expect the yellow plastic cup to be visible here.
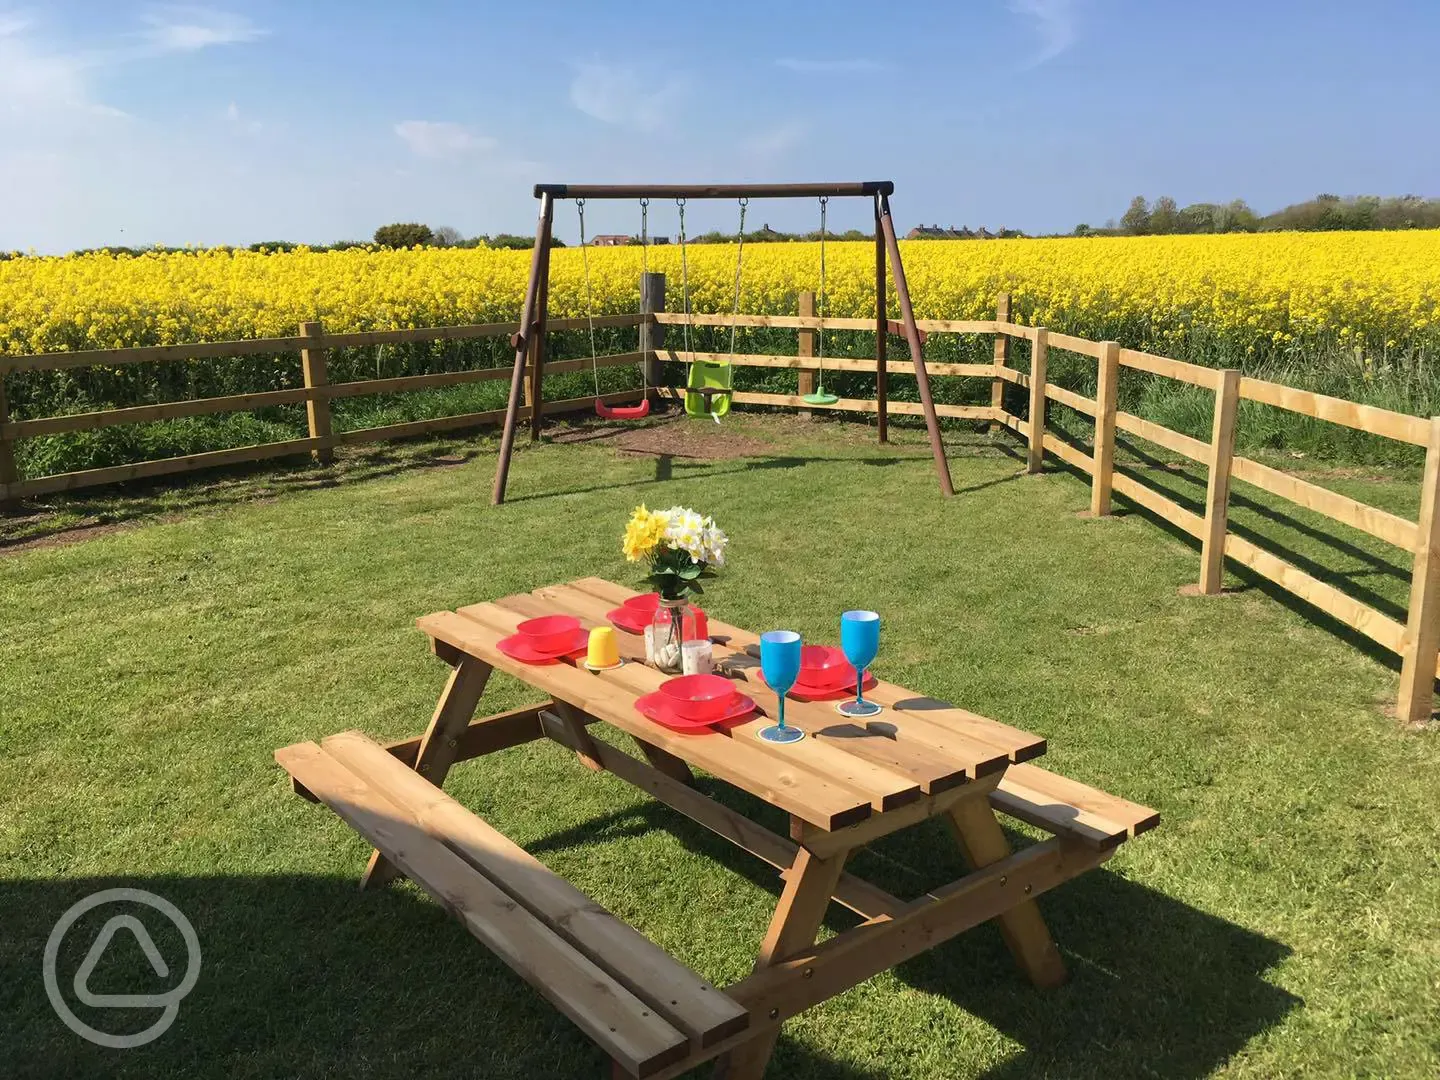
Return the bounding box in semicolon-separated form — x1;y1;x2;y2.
587;626;621;669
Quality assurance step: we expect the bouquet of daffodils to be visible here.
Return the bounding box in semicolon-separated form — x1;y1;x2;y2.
622;505;728;602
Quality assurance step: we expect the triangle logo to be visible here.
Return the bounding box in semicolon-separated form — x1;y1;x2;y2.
73;914;172;1008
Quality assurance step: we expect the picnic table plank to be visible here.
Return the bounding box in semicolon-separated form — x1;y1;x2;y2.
566;577;1046;763
528;584;976;794
418;609;871;830
275;740;691;1076
481;594;924;813
321;731;749;1050
554;580;1022;781
992;762;1160;847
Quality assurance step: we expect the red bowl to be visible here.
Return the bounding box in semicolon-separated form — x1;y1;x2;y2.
623;593;661;615
516;614;582;654
798;645;849;685
659;673;738;721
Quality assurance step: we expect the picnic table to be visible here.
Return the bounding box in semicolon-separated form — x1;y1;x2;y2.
276;577;1158;1079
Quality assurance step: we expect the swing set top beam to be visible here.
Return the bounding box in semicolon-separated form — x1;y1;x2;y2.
533;181;894;200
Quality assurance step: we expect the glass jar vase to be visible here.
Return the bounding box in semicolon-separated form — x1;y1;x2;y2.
647;597;698;674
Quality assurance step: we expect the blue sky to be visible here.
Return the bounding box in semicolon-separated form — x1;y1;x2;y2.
2;1;1437;252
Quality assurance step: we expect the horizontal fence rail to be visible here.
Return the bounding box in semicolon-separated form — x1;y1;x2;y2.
990;309;1440;724
3;285;1438;722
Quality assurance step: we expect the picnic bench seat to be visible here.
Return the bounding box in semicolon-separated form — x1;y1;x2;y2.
275;730;749;1078
990;763;1160;850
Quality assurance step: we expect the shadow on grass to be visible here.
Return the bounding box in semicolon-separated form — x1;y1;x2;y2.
2;763;1297;1080
1033;429;1415;677
0;871;884;1080
528;778;1297;1080
0;444;491;551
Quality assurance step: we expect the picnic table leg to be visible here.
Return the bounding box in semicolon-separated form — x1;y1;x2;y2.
632;738;695;786
715;843;851;1080
360;656;493;890
944;794;1068;989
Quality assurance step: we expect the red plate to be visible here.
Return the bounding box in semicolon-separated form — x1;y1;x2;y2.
606;607;650;635
757;669;875;701
497;628;590;665
607;605;709;638
635;689;758;731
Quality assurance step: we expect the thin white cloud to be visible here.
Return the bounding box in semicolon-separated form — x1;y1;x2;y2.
394;120;497;158
225;100;263;133
136;6;266;53
775;57;885;74
744;120;807;158
1009;0;1077;66
569;61;685;132
0;9;265;119
0;15;113;117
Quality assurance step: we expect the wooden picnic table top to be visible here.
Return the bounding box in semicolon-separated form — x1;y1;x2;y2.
418;577;1048;832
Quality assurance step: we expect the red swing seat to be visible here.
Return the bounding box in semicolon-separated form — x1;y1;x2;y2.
595;398;651;420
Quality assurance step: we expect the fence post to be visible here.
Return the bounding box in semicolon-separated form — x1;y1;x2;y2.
299;321;333;465
639;271;666;405
0;370;18;509
1396;415;1440;724
990;293;1011;432
1090;341;1120;516
1198;369;1241;593
797;290;817;419
1026;328;1048;473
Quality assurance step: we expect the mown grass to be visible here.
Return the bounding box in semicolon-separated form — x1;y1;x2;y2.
2;416;1438;1079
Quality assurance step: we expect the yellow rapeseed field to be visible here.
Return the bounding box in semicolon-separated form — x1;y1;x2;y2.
2;231;1437;359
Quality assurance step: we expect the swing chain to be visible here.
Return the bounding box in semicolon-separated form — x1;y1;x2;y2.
818;196;828;367
639;198;649;277
729;198;748;358
577;199;601;397
677;197;692;358
638;198;650;395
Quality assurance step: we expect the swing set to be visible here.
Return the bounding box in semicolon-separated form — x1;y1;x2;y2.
491;182;955;505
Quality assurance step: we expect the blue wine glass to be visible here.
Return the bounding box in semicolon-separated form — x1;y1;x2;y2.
838;610;883;718
758;630;804;744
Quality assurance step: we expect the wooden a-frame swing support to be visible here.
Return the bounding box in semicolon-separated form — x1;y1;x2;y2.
490;182;956;505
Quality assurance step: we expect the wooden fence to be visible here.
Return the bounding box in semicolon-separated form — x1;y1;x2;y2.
3;287;1437;721
0;313;649;499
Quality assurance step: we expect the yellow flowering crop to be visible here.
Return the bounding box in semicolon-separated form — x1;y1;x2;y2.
1;231;1436;360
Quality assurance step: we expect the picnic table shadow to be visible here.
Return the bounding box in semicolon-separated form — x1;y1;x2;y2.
3;793;1297;1080
528;779;1300;1080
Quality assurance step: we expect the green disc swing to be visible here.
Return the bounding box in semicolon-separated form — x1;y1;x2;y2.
803;195;840;406
680;197;744;421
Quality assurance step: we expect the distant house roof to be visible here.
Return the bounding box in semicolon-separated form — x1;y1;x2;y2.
904;224;1015;240
590;234;632;246
906;225;973;239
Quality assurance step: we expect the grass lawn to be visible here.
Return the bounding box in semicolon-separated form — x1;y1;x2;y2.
2;414;1438;1079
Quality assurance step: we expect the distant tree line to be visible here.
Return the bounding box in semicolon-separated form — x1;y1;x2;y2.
1075;193;1440;237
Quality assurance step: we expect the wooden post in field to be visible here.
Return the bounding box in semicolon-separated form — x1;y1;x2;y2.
1026;328;1048;474
299;321;333;465
797;290;817;419
0;369;18;509
1198;369;1241;593
1089;341;1120;516
991;293;1011;432
1396;415;1440;724
638;271;666;405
